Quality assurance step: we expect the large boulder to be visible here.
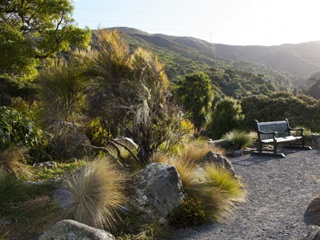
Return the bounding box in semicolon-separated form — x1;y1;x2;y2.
304;227;320;240
38;219;115;240
304;195;320;240
130;163;184;222
305;195;320;226
200;151;235;176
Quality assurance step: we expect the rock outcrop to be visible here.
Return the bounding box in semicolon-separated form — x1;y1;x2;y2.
130;163;184;222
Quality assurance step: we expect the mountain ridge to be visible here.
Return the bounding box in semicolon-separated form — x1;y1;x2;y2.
108;27;320;77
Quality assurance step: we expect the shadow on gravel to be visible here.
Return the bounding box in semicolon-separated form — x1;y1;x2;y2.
231;154;279;166
232;148;316;167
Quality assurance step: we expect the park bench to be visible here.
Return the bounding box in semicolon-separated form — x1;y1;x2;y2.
255;119;311;157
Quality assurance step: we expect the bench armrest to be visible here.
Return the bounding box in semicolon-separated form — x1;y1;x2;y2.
289;127;304;136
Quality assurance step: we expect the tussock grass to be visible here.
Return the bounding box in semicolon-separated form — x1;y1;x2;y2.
66;157;128;230
0;147;32;178
163;140;246;224
222;130;253;150
0;171;29;213
177;141;225;165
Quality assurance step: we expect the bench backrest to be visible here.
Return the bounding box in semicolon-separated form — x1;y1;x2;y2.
256;120;290;140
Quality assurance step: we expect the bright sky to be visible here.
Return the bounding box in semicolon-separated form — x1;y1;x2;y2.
73;0;320;46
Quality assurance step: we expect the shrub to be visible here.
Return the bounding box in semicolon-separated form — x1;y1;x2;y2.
241;92;317;131
168;196;206;228
66;157;127;230
209;97;244;139
221;130;253;150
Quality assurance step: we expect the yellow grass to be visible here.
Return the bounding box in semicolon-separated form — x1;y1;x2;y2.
66;157;128;230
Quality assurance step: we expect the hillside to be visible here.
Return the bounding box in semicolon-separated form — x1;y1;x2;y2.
110;27;320;78
97;27;320;97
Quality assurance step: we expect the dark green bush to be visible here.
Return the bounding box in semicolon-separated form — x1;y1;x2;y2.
241;92;318;131
209;97;244;139
168;196;206;228
0;106;48;162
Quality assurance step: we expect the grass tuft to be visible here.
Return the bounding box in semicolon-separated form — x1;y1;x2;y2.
222;130;253;150
167;141;246;224
0;147;32;178
66;157;128;230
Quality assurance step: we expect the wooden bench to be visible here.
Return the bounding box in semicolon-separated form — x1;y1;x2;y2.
255;119;311;157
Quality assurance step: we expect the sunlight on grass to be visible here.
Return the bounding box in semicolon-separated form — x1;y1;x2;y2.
66;157;128;230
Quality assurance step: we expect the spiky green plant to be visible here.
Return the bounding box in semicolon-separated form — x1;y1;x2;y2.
222;130;253;150
177;140;225;165
187;163;245;222
66;157;127;230
0;171;29;214
168;143;246;224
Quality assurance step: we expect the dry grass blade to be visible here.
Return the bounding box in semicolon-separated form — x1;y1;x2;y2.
66;157;127;230
0;147;32;178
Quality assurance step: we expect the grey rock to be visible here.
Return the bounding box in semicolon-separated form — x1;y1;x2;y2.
305;195;320;226
38;219;115;240
304;226;320;240
35;161;58;169
130;163;184;222
53;188;74;210
200;151;235;176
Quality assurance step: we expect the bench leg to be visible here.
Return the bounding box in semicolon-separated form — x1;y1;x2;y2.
258;142;262;154
273;143;278;154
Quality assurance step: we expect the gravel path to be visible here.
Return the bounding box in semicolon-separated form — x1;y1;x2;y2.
169;148;320;240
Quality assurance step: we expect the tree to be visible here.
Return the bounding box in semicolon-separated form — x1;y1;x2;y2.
0;0;91;78
209;97;244;139
175;72;214;131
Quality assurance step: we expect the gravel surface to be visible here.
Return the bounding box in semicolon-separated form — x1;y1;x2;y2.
169;148;320;240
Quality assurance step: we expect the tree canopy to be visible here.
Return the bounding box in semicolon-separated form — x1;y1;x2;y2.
175;72;214;131
0;0;91;78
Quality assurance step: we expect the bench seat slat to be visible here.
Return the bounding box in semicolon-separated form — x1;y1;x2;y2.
261;136;302;144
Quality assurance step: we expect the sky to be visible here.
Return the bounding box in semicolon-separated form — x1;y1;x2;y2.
73;0;320;46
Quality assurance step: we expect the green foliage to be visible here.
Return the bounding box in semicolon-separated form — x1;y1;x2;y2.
66;157;127;230
0;171;30;214
84;30;186;164
166;142;245;223
168;196;206;228
0;0;91;79
33;159;86;181
175;72;214;131
37;58;87;129
241;92;319;131
209;97;244;139
221;130;253;150
198;163;246;221
0;107;45;154
0;76;38;104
